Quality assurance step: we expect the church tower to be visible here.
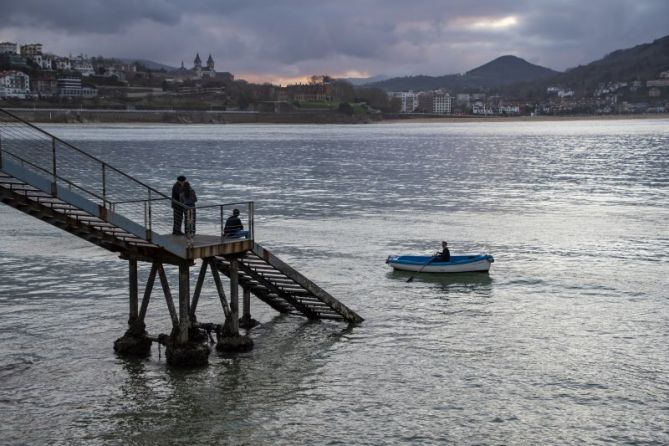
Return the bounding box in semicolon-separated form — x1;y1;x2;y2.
206;54;215;78
193;52;202;78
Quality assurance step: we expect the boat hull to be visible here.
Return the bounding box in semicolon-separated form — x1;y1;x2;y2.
386;254;494;273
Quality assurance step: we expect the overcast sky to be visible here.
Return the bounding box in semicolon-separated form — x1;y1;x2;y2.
0;0;667;84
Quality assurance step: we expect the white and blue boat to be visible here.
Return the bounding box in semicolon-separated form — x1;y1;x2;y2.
386;254;494;273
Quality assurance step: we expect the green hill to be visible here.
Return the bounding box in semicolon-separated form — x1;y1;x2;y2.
370;55;559;92
546;34;669;94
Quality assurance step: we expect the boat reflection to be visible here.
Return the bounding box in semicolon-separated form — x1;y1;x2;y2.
387;270;493;286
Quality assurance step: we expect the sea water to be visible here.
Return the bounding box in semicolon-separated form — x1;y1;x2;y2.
0;119;667;445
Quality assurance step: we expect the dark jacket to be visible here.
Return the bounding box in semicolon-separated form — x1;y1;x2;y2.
181;183;197;207
437;247;450;262
171;181;183;209
224;215;243;235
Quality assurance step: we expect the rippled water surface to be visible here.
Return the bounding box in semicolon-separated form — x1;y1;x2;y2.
1;119;668;445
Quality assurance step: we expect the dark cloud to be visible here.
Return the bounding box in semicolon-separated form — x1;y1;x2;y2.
0;0;182;33
0;0;666;82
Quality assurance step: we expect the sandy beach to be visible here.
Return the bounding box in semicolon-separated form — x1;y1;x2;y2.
380;113;669;124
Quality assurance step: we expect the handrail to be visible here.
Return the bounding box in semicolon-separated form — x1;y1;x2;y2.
1;148;109;203
0;107;256;244
0;108;170;200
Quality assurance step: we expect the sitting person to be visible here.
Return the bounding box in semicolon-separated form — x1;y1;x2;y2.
223;208;249;238
435;241;451;262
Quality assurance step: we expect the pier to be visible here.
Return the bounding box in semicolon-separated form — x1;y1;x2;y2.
0;108;363;367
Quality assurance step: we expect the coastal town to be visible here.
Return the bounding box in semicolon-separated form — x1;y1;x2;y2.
0;40;667;118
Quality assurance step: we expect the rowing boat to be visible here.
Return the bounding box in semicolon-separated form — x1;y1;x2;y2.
385;254;494;273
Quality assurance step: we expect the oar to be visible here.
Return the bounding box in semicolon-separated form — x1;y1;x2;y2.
406;255;437;282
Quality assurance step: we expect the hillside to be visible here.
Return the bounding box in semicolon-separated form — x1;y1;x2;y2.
370;55;559;92
547;34;669;94
465;55;558;87
118;58;177;72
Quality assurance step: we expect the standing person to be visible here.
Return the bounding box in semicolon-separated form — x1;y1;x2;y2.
181;181;198;236
224;208;249;238
171;175;186;235
436;240;451;262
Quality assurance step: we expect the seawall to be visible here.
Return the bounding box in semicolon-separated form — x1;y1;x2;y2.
3;108;381;124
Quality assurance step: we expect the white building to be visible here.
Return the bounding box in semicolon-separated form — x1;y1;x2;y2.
72;56;95;77
0;42;18;54
472;101;492;115
498;105;520;115
54;57;72;71
20;43;43;57
389;91;419;113
433;92;452;114
647;79;669;87
57;76;97;97
0;70;31;98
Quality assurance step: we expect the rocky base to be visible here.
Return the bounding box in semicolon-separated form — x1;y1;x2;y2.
216;335;254;353
165;341;211;367
239;315;260;329
113;334;152;357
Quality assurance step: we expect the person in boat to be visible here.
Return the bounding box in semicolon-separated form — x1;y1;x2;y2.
224;208;249;238
171;175;187;235
180;181;197;236
435;240;450;262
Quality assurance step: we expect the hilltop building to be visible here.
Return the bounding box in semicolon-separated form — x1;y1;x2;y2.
0;70;31;98
0;42;18;54
174;52;217;80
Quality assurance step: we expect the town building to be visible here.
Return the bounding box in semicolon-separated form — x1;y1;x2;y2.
170;52;220;82
433;91;452;114
472;101;493;115
648;88;661;98
456;93;471;105
54;57;72;71
0;42;18;54
31;71;58;97
57;76;97;98
0;70;31;98
20;43;43;57
388;91;419;113
647;79;669;87
72;56;95;77
0;52;29;70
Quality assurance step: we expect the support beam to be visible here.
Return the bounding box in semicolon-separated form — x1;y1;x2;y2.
228;258;240;336
190;258;209;318
138;262;158;321
177;263;190;344
216;256;253;352
128;258;138;323
243;287;250;321
239;286;259;329
157;262;179;329
209;260;231;318
113;259;152;357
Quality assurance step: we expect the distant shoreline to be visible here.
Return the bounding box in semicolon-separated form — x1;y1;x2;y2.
2;107;667;124
380;113;669;124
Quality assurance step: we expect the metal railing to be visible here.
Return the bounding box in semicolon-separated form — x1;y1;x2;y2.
0;108;254;243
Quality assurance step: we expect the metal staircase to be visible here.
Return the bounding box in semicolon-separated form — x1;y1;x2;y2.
215;243;363;323
0;108;363;324
0;170;183;262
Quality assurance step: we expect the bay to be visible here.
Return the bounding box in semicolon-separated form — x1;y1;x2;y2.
0;119;668;445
